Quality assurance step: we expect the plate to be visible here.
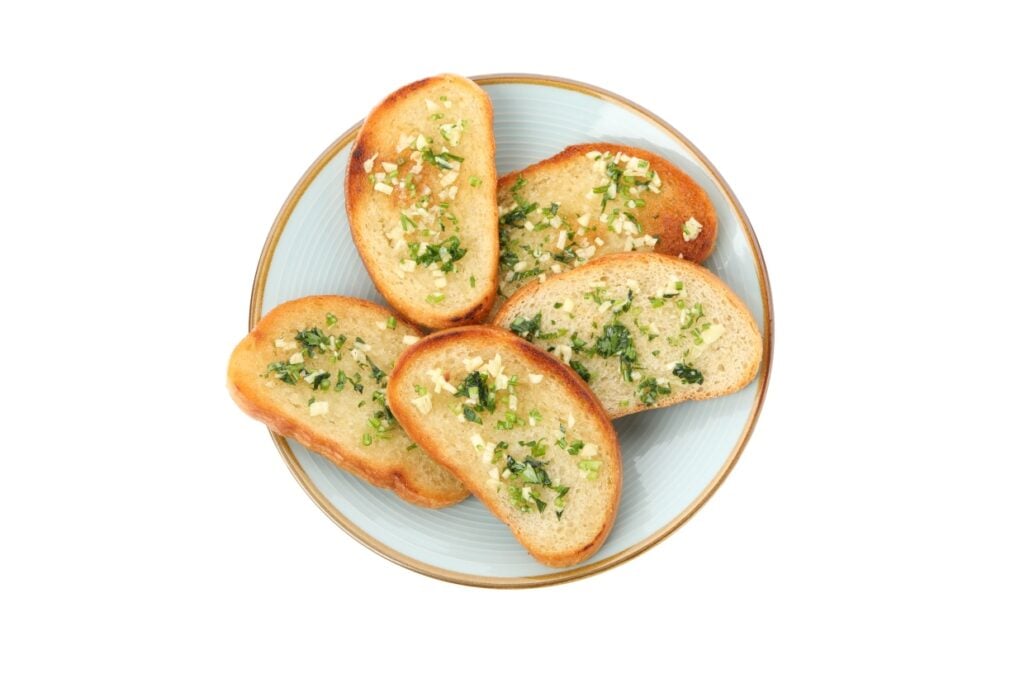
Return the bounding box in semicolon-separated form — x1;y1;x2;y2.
249;74;773;587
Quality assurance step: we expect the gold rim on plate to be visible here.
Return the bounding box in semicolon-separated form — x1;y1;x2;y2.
247;73;774;589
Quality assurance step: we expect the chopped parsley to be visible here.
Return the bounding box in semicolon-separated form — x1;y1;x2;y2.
593;322;639;382
295;327;329;356
504;451;566;514
308;369;331;390
569;359;592;383
407;236;467;273
334;370;363;393
495;410;525;430
267;360;304;385
509;312;542;341
637;377;670;406
673;362;704;385
455;372;497;413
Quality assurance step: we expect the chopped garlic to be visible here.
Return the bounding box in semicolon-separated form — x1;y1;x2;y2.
528;373;543;384
683;216;703;242
426;368;457;394
581;443;598;458
463;356;483;372
412;394;432;414
556;230;568;251
484;354;503;378
577;213;590;227
508;394;518;411
595;237;605;247
562;298;574;313
373;182;393;195
402;335;419;346
362;152;378;173
309;401;329;417
554;345;572;363
396;134;414;153
425;99;439;113
288;352;304;365
598;301;612;313
381;161;398;173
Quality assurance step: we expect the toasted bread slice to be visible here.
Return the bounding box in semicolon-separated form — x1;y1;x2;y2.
228;296;468;507
494;253;762;418
387;326;621;567
496;143;716;302
345;74;498;329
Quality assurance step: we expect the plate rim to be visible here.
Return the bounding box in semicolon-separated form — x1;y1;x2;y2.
247;72;775;589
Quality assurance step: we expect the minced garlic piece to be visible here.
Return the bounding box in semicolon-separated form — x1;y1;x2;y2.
412;394;432;414
683;217;703;242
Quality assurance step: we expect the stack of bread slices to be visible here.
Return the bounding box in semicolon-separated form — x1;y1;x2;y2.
228;74;763;567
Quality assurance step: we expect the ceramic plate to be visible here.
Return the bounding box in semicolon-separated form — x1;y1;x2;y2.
249;74;773;587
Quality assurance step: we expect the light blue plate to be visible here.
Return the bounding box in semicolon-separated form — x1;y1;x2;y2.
249;75;773;587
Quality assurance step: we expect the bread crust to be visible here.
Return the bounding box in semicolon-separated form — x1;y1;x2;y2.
387;325;622;566
228;295;468;508
346;74;498;329
494;253;762;419
497;142;717;263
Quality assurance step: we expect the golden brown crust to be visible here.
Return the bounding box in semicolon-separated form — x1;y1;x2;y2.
345;74;498;330
494;253;762;419
227;295;468;508
498;142;717;263
387;325;622;566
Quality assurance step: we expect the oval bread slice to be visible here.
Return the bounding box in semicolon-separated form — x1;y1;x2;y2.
496;143;716;302
494;253;762;418
228;295;468;507
387;326;621;567
346;74;498;329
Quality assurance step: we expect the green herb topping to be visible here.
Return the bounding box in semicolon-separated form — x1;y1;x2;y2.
407;236;467;273
592;322;639;381
509;313;542;342
673;362;704;385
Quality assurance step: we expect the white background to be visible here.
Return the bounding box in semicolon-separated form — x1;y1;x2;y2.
1;1;1021;680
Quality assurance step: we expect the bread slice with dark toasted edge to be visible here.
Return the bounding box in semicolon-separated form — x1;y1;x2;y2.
228;295;468;508
345;74;498;330
494;253;762;419
494;142;717;302
387;325;621;567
